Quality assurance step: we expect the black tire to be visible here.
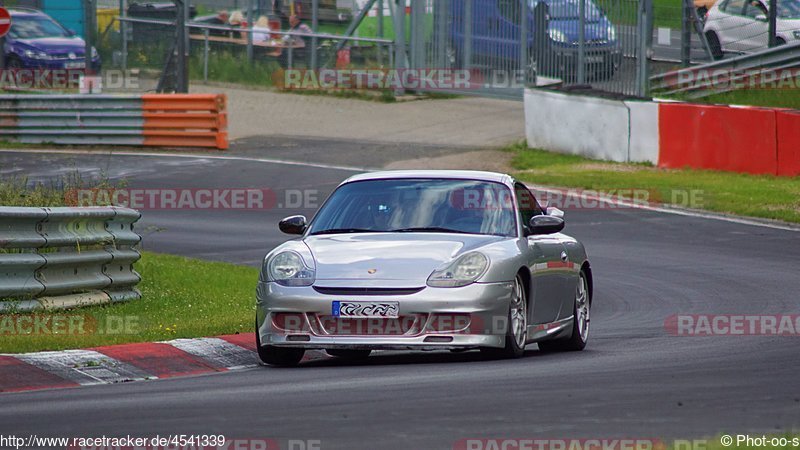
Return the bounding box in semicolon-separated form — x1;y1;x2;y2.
706;31;724;60
776;37;786;46
538;270;590;353
255;322;304;367
326;349;372;360
480;273;527;359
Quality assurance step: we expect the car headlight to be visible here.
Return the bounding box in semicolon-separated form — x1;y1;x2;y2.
793;30;800;40
23;49;51;60
266;251;315;286
548;28;569;44
607;25;617;42
427;252;489;288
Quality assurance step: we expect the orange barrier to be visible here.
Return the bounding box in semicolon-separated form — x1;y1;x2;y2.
141;94;228;150
658;103;778;175
777;110;800;177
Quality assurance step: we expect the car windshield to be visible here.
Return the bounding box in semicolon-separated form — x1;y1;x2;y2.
778;0;800;18
530;0;603;19
308;179;517;237
9;15;70;39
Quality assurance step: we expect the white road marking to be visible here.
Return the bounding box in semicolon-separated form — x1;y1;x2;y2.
0;148;367;172
0;148;797;232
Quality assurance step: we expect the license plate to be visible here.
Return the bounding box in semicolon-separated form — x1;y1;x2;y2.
332;301;399;318
65;62;85;69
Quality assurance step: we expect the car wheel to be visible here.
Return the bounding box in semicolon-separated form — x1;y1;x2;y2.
326;349;372;360
538;270;590;352
705;31;724;60
481;273;527;359
776;37;786;46
255;321;305;367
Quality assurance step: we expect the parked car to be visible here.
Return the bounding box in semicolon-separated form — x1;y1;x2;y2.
3;8;101;70
704;0;800;59
256;170;593;367
447;0;622;81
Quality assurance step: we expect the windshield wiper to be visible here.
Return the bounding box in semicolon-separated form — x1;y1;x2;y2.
310;228;375;235
390;227;475;234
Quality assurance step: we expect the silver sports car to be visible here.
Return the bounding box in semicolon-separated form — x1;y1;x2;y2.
255;170;592;366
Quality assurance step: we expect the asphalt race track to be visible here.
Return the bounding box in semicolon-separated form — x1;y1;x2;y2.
0;149;798;450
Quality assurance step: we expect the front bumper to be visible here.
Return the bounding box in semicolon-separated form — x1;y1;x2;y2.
256;281;515;350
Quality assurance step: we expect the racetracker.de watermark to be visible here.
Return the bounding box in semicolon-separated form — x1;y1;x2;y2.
65;188;320;210
0;314;144;336
449;187;705;211
0;69;139;90
665;314;800;336
276;68;532;90
453;439;666;450
664;67;800;91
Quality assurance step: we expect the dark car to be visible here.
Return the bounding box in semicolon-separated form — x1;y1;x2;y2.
448;0;622;80
3;8;101;71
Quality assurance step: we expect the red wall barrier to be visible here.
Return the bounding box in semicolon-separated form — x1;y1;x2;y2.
776;110;800;177
658;103;778;175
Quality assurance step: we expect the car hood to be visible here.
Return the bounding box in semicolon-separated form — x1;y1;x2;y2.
15;37;86;54
549;18;613;43
304;233;505;287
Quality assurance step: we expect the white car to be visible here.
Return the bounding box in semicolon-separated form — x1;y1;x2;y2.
703;0;800;58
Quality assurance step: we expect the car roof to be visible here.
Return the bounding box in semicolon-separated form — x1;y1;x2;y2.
343;170;515;186
8;8;47;17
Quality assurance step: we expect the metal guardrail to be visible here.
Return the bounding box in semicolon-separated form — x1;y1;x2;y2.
650;42;800;97
0;206;142;312
0;94;228;149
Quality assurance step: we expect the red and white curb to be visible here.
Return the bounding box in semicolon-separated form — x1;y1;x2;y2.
0;333;329;394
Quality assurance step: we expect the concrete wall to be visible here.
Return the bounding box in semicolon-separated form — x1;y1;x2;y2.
524;88;659;164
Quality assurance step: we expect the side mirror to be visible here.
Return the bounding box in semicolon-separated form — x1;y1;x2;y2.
546;206;565;219
529;215;565;235
67;29;77;36
279;215;307;235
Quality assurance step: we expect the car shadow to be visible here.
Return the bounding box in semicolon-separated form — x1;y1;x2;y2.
298;347;551;368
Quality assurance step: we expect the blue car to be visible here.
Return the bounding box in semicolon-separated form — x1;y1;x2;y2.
3;8;101;71
449;0;621;80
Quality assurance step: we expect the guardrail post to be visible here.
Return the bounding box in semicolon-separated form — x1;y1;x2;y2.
204;28;210;82
578;0;586;84
681;0;691;66
247;0;255;63
394;0;407;92
176;0;188;93
636;0;653;97
519;0;528;84
120;0;127;71
311;0;319;70
84;0;96;74
464;0;472;70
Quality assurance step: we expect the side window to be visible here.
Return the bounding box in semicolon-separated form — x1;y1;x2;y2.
515;183;543;232
721;0;747;14
744;0;767;17
497;0;521;22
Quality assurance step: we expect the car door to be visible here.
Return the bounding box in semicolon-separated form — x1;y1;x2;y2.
714;0;750;52
515;184;566;325
740;0;770;51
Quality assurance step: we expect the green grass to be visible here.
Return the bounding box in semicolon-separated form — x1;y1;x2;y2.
0;252;259;354
509;142;800;223
687;89;800;110
190;51;282;88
